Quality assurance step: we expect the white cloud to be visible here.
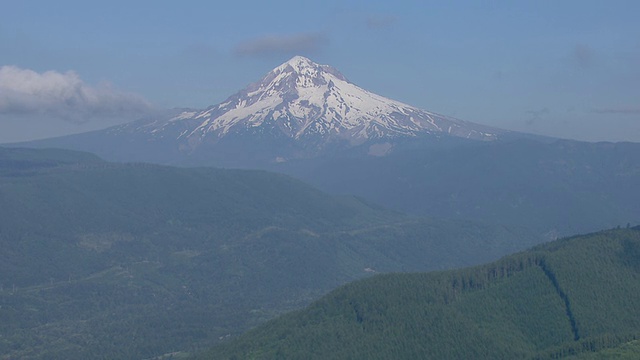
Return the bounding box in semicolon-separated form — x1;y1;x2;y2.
0;65;152;123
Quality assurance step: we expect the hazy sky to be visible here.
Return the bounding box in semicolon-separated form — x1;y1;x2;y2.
1;1;639;143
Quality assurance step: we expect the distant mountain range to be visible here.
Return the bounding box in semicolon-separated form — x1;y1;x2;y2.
198;227;640;360
10;57;640;238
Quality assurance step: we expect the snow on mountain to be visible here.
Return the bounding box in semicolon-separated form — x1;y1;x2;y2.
116;56;500;150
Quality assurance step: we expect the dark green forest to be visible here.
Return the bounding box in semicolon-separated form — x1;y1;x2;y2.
0;147;539;359
199;227;640;359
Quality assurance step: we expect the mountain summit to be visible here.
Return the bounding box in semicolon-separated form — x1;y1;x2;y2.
128;56;499;152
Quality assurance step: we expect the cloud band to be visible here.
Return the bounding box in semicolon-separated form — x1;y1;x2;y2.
0;66;151;122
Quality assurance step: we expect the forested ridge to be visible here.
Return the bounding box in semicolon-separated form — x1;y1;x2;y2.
0;147;539;359
199;227;640;359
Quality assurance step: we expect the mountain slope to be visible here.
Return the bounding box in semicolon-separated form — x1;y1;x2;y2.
198;227;640;360
168;56;498;145
12;56;501;166
0;147;538;359
570;340;640;359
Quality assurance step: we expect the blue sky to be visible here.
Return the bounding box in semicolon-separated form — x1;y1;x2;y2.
1;0;639;142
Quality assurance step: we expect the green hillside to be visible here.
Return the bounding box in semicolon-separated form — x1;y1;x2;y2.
569;339;640;359
0;147;538;359
200;227;640;359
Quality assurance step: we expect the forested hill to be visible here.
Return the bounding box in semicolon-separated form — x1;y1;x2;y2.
0;147;539;359
0;146;103;173
199;226;640;360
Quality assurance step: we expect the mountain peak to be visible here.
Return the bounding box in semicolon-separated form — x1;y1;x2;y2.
282;55;316;69
270;56;348;83
135;57;501;153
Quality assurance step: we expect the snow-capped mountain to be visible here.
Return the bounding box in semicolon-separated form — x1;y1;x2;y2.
117;56;500;151
20;56;508;166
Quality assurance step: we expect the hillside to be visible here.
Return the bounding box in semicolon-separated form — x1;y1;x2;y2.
17;134;640;241
0;147;538;359
199;227;640;359
569;339;640;359
277;138;640;238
